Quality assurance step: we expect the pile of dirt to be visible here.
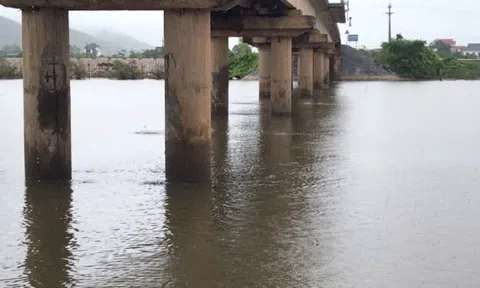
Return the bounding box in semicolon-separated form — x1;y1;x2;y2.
242;45;397;80
340;45;392;76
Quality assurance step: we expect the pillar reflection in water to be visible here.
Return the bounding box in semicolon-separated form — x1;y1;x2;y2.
211;117;229;185
266;115;294;173
163;183;217;287
22;180;76;288
211;117;231;224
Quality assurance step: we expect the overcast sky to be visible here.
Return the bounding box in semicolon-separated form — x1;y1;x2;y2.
2;0;480;49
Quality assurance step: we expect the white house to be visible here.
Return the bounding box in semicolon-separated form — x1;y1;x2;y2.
462;44;480;58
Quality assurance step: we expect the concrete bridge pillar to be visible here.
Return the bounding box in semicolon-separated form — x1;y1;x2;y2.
270;37;292;114
334;56;341;81
22;8;71;180
291;53;299;92
313;50;324;90
164;9;211;182
259;46;270;99
299;48;313;97
330;56;337;82
323;55;330;88
211;36;229;116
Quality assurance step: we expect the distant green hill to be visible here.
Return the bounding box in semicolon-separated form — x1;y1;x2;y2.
0;16;154;55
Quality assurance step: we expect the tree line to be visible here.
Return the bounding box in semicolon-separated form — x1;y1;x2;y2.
1;42;258;80
69;44;164;59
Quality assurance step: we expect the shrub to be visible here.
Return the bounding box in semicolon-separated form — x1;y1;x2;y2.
108;60;144;80
0;58;22;79
229;52;259;79
70;61;88;79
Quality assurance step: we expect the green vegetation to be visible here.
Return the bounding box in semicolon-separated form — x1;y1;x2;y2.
229;42;258;79
70;44;164;59
70;61;88;80
0;44;22;58
0;58;21;79
107;60;144;80
129;47;164;59
361;35;480;80
442;57;480;79
381;38;441;79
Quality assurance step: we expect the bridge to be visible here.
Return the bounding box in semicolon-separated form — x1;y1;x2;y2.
0;0;346;182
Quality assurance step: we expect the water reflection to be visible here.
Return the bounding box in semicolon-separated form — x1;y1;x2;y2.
22;180;76;288
162;182;216;287
211;118;231;229
212;117;230;186
4;80;479;286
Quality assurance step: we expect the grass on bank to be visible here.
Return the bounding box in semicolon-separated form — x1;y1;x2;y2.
0;58;22;79
442;58;480;79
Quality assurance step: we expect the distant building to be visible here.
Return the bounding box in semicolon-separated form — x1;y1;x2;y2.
451;45;465;53
430;39;459;53
462;44;480;57
431;39;456;47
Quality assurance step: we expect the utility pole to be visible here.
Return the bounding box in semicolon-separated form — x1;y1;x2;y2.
386;3;393;42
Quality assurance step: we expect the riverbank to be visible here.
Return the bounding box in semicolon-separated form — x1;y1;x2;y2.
340;74;407;81
1;58;165;79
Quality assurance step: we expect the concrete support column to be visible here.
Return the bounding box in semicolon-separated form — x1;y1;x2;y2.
259;46;270;99
313;50;324;90
164;9;211;182
323;55;330;88
334;56;341;81
22;8;71;180
292;53;299;92
211;37;229;116
330;56;336;82
270;37;292;114
291;54;295;92
299;48;313;97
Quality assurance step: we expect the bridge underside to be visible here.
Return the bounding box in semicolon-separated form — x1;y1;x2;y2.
0;0;298;10
1;0;345;182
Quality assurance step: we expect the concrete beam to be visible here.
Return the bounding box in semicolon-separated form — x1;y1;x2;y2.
249;30;329;48
329;3;346;23
251;37;270;45
306;31;328;43
292;30;328;48
212;30;310;37
314;42;335;51
213;0;248;11
211;15;315;37
211;14;315;30
278;0;295;9
0;0;239;10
